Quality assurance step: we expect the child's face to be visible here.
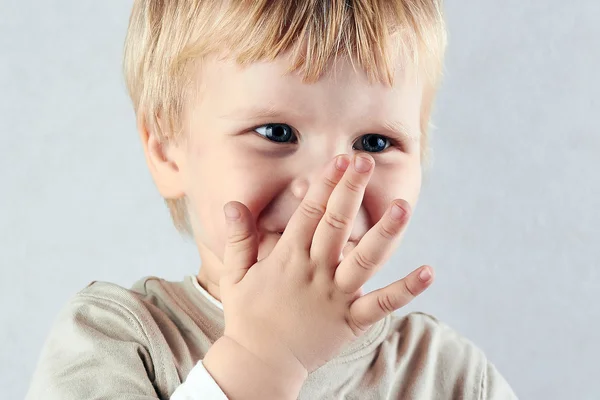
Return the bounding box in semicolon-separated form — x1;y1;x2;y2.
165;54;423;281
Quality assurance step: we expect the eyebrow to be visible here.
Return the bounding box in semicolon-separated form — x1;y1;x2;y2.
383;119;420;142
219;105;292;121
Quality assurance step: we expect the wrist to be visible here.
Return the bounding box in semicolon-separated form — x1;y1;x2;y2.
204;335;307;400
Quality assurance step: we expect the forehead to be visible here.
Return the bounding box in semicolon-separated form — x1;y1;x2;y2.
190;54;423;135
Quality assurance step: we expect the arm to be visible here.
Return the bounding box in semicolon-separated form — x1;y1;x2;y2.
200;335;307;400
172;336;305;400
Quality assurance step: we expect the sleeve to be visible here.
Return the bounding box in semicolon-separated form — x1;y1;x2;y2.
25;293;162;400
481;361;519;400
170;361;228;400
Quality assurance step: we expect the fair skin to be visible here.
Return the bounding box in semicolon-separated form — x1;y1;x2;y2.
141;54;434;399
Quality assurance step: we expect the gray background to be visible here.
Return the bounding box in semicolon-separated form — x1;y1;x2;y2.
1;1;598;399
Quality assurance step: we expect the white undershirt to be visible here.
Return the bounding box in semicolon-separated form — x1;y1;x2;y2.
170;277;228;399
190;275;224;311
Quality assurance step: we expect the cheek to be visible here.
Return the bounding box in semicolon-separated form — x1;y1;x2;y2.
186;165;281;259
366;164;422;218
399;167;422;206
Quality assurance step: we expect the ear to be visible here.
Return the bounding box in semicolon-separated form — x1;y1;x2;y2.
137;114;185;199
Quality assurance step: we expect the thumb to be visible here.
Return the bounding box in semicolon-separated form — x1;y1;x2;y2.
222;201;259;284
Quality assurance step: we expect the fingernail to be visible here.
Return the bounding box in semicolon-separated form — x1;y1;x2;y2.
354;155;373;173
391;204;406;221
336;155;350;171
419;267;432;282
224;205;241;221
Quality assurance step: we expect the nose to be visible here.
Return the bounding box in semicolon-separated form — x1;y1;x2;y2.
290;152;350;201
286;153;367;244
291;179;310;200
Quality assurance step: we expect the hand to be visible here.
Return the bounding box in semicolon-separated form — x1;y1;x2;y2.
204;153;434;399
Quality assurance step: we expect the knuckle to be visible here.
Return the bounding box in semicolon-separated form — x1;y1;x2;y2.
324;211;352;231
377;294;398;314
377;221;399;240
272;249;291;271
353;251;378;272
299;200;326;220
346;313;368;336
227;229;253;246
323;175;338;190
403;279;418;298
392;201;411;220
343;178;363;194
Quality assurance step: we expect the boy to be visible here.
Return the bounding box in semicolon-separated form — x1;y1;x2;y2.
27;1;517;399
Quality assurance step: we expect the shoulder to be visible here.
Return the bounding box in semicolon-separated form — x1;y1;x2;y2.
64;276;190;335
79;275;170;301
69;277;161;319
388;311;487;368
385;312;517;399
390;311;483;357
26;278;186;400
49;278;163;347
72;275;182;312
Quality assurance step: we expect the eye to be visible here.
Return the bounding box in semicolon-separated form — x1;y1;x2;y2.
254;123;297;143
353;134;391;153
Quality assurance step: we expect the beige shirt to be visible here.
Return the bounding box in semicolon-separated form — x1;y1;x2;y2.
26;276;517;399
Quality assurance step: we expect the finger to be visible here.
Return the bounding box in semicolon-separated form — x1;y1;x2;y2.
310;153;374;266
347;265;434;334
222;201;259;284
338;241;357;264
280;154;350;250
335;200;411;293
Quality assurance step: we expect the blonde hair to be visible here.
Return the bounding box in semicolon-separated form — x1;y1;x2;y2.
123;0;447;233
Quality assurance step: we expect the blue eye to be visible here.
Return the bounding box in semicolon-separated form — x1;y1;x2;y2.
255;124;297;143
354;134;391;153
254;125;391;153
